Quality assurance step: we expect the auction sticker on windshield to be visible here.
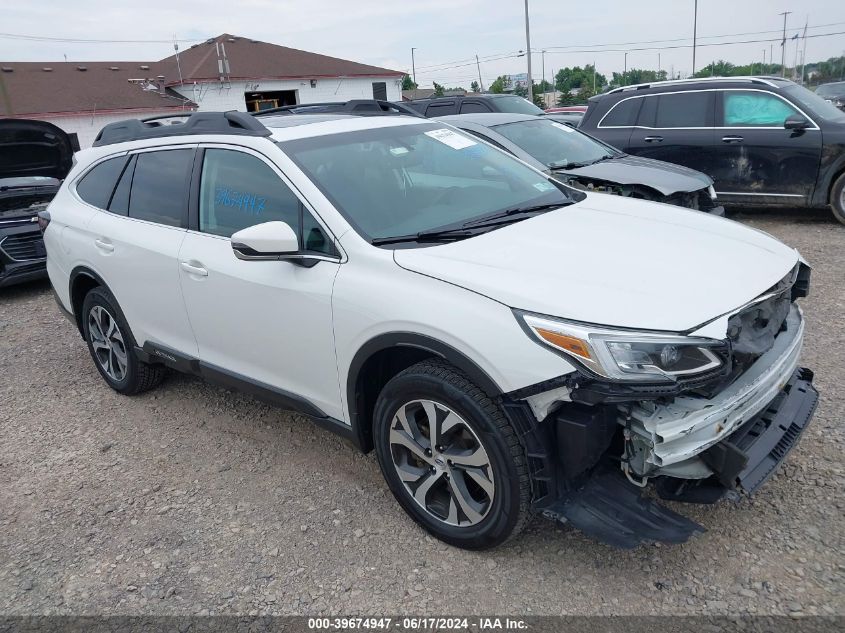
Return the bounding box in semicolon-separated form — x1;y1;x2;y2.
425;128;477;149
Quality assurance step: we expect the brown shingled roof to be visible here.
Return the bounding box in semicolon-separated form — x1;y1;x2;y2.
0;62;194;117
0;33;402;117
156;34;402;84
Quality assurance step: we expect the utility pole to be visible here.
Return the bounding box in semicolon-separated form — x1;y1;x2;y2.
541;49;546;95
411;48;417;87
800;17;808;84
762;49;766;75
623;52;628;85
692;0;698;75
658;52;661;79
593;61;596;92
475;54;485;92
524;0;533;102
779;11;792;77
770;44;774;74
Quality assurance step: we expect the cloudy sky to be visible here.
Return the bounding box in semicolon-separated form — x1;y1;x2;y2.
2;0;844;87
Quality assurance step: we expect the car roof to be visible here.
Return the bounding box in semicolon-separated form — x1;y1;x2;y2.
264;112;432;142
597;75;795;100
435;112;540;127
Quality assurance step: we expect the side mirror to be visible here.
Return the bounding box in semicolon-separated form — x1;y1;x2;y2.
784;114;810;130
231;221;298;260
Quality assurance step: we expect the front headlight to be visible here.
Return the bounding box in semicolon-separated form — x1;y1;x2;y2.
519;313;726;382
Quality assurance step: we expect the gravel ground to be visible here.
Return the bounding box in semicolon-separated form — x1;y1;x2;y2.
0;209;843;617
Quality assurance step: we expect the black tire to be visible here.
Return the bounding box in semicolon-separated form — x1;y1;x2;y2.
831;172;845;226
81;286;165;395
373;359;531;549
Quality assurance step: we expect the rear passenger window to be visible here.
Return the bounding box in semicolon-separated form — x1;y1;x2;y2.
108;155;135;216
654;92;712;128
76;156;128;209
426;102;458;116
460;101;491;113
128;149;193;227
600;98;641;127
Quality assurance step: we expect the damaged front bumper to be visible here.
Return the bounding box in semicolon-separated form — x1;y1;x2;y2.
504;305;818;548
623;304;807;478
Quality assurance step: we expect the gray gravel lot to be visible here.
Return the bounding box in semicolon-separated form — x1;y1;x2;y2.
0;209;843;617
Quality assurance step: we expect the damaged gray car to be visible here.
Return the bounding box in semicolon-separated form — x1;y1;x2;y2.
436;112;724;214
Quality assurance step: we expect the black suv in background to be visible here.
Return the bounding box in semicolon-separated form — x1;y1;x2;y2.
0;119;74;287
404;94;546;117
579;77;845;224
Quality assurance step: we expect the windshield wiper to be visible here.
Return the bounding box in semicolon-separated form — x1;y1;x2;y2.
371;227;478;246
461;202;566;228
551;155;614;170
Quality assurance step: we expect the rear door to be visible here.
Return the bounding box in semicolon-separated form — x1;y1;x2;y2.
710;89;822;204
626;90;717;177
85;147;198;357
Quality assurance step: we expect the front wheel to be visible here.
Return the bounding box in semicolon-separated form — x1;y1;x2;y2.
373;360;530;549
831;172;845;226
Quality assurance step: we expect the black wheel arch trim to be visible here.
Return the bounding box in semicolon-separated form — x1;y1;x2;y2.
346;332;503;451
68;266;112;336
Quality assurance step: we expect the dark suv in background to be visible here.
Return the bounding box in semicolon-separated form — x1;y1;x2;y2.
0;119;75;287
404;94;546;117
580;77;845;224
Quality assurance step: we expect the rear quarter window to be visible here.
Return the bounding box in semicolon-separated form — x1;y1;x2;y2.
75;156;128;209
599;97;642;127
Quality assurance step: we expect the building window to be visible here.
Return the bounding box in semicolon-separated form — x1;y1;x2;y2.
245;90;298;112
372;82;387;100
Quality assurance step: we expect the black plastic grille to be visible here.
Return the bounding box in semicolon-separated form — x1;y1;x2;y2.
0;233;46;261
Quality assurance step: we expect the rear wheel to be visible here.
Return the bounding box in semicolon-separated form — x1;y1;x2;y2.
373;359;530;549
81;287;165;395
831;172;845;225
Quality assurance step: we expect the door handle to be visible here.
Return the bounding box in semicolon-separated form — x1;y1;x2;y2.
94;238;114;253
180;261;208;277
643;135;664;143
721;135;744;143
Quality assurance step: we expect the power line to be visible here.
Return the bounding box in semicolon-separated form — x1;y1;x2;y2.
411;30;845;77
0;32;207;44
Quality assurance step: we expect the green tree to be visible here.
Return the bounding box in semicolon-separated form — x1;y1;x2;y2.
470;80;481;93
489;75;509;94
401;74;417;91
433;81;445;97
555;65;607;93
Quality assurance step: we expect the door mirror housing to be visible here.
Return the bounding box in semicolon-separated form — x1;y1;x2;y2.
784;114;810;130
231;221;299;260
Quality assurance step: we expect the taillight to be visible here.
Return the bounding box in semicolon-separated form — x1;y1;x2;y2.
37;210;51;233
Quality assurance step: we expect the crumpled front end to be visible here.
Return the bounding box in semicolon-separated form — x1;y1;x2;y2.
622;303;810;480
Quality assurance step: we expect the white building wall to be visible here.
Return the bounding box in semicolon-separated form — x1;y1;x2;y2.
171;76;402;112
34;110;191;149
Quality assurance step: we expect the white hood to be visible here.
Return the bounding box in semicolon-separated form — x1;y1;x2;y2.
394;195;800;332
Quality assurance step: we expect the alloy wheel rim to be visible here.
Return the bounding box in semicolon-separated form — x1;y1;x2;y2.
389;399;495;527
88;305;128;382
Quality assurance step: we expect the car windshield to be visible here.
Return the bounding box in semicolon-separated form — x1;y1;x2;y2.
492;119;614;169
493;96;546;115
279;123;571;242
782;84;845;122
816;82;845;98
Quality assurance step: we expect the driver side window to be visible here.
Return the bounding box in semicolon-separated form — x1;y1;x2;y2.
722;91;799;127
199;149;335;255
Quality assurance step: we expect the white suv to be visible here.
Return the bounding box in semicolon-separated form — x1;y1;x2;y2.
42;108;818;549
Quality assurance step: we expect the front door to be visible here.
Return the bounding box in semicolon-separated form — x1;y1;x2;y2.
177;146;343;419
710;89;823;205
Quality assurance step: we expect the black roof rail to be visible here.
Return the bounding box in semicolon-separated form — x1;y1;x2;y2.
253;99;425;119
92;111;272;147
